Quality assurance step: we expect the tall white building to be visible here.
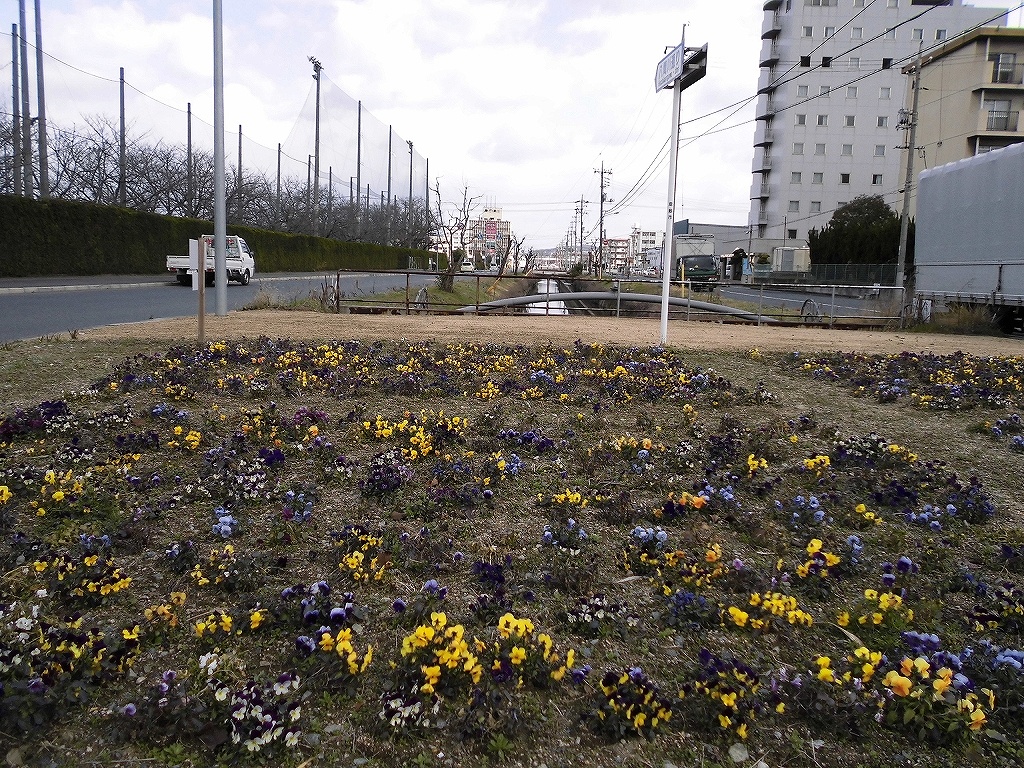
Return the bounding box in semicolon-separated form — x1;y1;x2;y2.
750;0;1007;254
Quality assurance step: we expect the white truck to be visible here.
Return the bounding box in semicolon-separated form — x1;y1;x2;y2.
914;142;1024;333
166;235;256;286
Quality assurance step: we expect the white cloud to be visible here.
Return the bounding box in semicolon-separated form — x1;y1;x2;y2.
8;0;765;246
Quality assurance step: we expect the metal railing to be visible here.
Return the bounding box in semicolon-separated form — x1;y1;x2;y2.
304;269;910;329
986;110;1020;132
991;62;1024;85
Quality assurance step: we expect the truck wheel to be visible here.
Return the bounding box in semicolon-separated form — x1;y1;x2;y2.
241;269;251;286
176;274;191;286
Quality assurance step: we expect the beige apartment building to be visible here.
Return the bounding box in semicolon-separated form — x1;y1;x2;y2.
908;26;1024;171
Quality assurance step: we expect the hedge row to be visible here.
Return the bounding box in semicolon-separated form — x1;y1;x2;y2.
0;195;431;277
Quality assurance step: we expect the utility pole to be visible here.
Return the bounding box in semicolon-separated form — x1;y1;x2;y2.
213;0;228;316
11;24;21;196
407;140;413;248
654;30;708;344
356;100;362;234
594;163;612;276
897;44;923;299
309;56;322;236
33;0;48;197
386;125;393;244
577;196;588;267
18;1;32;196
118;67;126;206
187;103;193;216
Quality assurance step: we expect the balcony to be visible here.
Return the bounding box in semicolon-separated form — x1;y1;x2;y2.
751;182;771;200
761;13;782;39
752;153;773;174
986;109;1020;132
753;124;775;146
757;69;777;95
763;0;782;9
755;98;776;121
990;62;1024;86
760;40;780;68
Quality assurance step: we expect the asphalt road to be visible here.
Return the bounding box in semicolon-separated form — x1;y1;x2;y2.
0;271;435;343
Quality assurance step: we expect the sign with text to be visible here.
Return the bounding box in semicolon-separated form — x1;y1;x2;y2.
655;43;685;92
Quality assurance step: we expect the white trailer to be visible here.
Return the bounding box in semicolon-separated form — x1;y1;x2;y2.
914;141;1024;332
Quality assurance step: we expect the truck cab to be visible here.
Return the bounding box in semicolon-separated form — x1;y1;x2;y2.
673;234;718;291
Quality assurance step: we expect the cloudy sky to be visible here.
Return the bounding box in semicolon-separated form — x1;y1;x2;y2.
6;1;798;247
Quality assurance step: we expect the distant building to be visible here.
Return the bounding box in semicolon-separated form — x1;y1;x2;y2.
466;207;511;270
601;237;631;274
750;0;1007;255
901;26;1024;216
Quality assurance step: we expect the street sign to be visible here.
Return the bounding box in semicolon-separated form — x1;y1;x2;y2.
655;43;685;92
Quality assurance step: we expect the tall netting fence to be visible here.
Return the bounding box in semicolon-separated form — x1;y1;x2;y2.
1;38;429;247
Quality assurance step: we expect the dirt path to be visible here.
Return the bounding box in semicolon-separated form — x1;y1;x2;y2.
78;309;1024;357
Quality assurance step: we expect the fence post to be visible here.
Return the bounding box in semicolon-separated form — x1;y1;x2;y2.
405;272;410;314
475;274;480;315
335;271;341;314
757;284;764;327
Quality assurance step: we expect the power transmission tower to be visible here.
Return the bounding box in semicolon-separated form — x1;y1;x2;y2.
594;164;612;276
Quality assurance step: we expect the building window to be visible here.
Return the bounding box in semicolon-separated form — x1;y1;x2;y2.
810;201;822;213
820;85;830;96
802;25;813;37
845;115;856;127
797;84;809;97
990;53;1018;83
842;143;853;155
935;29;946;41
840;172;851;184
817;114;828;126
885;28;897;40
877;115;889;128
872;173;883;185
847;86;858;98
822;56;832;68
789;200;800;213
794;142;804;155
796;113;807;125
887;0;898;7
849;57;860;70
984;98;1013;130
801;55;811;67
805;0;838;5
852;27;863;39
812;172;824;184
874;144;886;156
912;28;924;40
824;26;835;37
879;86;891;99
788;228;798;239
791;171;802;183
815;143;826;155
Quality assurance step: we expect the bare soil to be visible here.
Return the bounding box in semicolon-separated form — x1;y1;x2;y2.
80;309;1024;356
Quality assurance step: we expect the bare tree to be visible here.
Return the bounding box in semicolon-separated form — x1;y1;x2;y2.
495;232;526;277
432;180;481;291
